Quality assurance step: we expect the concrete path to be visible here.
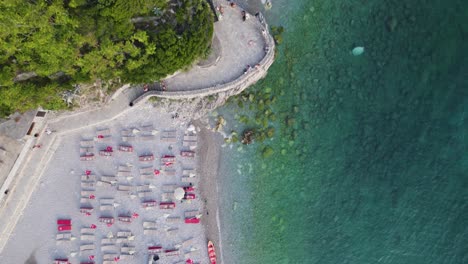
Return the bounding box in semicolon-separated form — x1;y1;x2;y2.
165;2;268;91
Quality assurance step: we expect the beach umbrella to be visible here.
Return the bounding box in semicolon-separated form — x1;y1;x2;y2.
174;187;185;200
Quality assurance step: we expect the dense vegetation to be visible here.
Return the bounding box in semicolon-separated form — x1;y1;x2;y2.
0;0;214;117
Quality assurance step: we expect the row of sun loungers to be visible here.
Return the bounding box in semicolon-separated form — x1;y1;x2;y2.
66;125;202;263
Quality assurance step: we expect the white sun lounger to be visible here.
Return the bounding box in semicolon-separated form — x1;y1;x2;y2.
81;175;96;182
182;169;196;176
139;167;153;174
141;174;155;180
183;135;197;141
101;175;116;182
101;238;116;244
162;169;176;176
122;135;137;142
100;204;114;211
80;234;95;241
118;165;132;171
100;198;114;204
181;176;196;183
116;236;134;243
143;221;157;229
116;233;134;243
161;131;177;137
117;231;133;237
140;135;155;141
117;170;132;177
81;190;94;196
96;128;111;136
80;146;94;153
80;140;94;147
162;184;177;192
121;246;136;254
116;237;129;243
118;184;133;191
119;253;135;260
143;229;158;235
136;184;151;192
56;233;72;240
97;180;114;187
102;245;118;252
161;137;177;143
81;182;95;188
80;244;95;251
166;217;181;223
81;228;95;234
80;197;91;203
138;191;152;198
103;253;118;260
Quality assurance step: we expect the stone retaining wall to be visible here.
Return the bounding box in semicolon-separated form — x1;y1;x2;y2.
131;13;275;105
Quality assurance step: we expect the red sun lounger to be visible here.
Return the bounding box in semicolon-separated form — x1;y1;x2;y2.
57;219;71;225
142;200;157;208
99;150;113;157
184;193;196;200
160;202;176;209
80;207;94;215
58;225;72;232
183;186;195;192
54;259;70;264
139;154;154;161
148;246;163;254
118;216;133;223
118;145;133;152
99;217;115;225
184;217;200;224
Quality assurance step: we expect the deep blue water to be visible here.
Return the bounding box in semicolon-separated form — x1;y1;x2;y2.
216;0;468;263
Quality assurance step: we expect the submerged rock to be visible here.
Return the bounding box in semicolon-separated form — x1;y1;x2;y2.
262;146;274;158
241;129;255;144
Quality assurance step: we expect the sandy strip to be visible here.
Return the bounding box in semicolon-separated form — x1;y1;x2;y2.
197;124;225;263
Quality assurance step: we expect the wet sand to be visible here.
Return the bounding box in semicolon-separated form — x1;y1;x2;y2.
197;124;225;263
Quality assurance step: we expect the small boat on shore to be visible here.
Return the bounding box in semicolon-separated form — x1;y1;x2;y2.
208;241;217;264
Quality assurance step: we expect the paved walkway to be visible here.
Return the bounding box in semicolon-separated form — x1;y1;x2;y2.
165;2;267;91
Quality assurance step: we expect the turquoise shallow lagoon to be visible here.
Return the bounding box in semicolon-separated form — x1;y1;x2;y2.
216;0;467;263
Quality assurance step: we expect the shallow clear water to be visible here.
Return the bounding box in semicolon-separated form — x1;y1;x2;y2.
217;0;468;263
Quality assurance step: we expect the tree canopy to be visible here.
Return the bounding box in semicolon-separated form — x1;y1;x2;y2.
0;0;214;117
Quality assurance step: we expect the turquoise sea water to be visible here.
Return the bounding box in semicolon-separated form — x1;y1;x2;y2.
216;0;467;263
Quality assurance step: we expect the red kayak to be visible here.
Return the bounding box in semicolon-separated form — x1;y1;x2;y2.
208;241;216;264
